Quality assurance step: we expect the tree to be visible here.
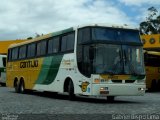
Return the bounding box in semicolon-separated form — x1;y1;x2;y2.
27;37;33;39
146;7;158;21
140;7;160;35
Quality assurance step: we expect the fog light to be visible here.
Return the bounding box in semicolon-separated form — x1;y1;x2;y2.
138;88;145;91
100;87;104;90
100;87;108;91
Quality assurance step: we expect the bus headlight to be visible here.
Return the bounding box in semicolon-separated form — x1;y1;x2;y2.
94;79;108;83
94;79;100;83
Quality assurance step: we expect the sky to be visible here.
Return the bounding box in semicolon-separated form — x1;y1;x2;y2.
0;0;160;40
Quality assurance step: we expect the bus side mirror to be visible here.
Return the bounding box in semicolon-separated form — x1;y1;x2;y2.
89;46;95;60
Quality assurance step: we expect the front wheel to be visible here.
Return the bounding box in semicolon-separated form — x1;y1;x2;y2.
68;80;75;100
14;81;19;93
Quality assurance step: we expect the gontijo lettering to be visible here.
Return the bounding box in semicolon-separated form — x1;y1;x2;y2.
20;60;38;68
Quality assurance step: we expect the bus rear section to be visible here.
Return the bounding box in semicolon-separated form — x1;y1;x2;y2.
0;55;6;86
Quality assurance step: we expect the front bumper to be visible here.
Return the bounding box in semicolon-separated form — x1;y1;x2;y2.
92;83;146;96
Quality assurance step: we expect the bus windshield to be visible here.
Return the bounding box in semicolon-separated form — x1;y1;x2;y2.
92;44;145;75
77;27;145;77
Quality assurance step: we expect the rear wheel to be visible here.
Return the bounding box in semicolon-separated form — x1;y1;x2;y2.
19;81;25;93
68;80;75;100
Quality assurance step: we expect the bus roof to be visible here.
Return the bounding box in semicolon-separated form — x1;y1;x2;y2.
8;27;74;48
8;23;138;49
77;23;138;30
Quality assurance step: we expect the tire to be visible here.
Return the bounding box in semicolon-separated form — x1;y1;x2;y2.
107;96;115;102
68;80;75;100
14;81;19;93
0;83;6;87
19;81;25;94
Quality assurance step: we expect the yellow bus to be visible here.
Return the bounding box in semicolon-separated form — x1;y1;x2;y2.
141;34;160;91
7;24;146;101
144;51;160;91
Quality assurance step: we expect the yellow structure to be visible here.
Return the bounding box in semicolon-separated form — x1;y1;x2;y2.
141;34;160;50
141;34;160;91
144;51;160;91
0;40;27;55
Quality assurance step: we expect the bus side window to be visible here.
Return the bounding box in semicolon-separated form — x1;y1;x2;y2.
67;33;75;51
37;40;47;56
19;45;27;59
78;28;90;44
48;39;53;54
27;43;36;58
48;37;59;54
11;47;18;60
61;35;67;52
53;37;59;53
61;32;75;52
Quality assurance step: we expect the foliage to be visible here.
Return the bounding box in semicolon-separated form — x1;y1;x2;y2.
140;7;160;35
27;37;33;39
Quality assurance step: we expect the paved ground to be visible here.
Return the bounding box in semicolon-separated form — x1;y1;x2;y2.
0;86;160;120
